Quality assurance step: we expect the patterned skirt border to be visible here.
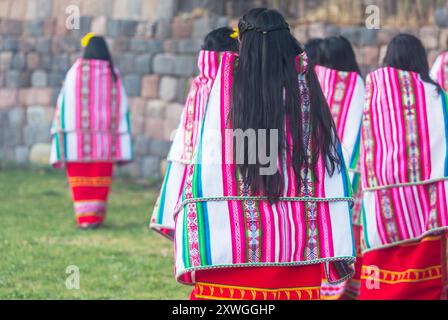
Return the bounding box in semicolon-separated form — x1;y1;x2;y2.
176;256;356;286
362;227;448;254
363;177;448;192
176;196;354;214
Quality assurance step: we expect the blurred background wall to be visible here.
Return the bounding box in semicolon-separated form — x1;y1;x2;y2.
1;0;448;178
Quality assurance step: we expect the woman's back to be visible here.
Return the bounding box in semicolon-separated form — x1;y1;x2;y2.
153;9;356;294
362;66;447;189
431;51;448;92
50;37;132;168
360;34;448;253
172;50;355;285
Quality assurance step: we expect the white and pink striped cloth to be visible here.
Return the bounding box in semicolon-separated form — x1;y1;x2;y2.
168;50;220;164
151;50;220;238
361;66;448;253
431;51;448;92
50;58;132;168
315;65;364;175
315;65;365;300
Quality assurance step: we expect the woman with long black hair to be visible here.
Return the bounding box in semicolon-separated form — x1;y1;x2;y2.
153;8;355;300
359;34;448;300
315;36;365;300
50;34;132;229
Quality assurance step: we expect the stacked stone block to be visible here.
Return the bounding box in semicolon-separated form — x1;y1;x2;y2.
1;0;448;178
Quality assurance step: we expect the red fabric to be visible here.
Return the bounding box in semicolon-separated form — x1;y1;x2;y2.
190;264;322;300
359;234;447;300
66;162;113;227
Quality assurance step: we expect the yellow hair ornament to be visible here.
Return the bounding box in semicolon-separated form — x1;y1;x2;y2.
81;32;95;47
230;28;239;39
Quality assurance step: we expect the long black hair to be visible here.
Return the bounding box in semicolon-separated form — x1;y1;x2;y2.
318;36;361;74
83;36;117;82
202;27;239;52
304;38;323;65
232;8;341;201
383;33;440;92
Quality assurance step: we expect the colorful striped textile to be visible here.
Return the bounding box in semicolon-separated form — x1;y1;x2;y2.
66;162;113;228
358;234;448;300
151;51;355;286
431;51;448;92
151;161;187;240
315;65;364;300
361;66;448;253
321;224;363;300
50;58;133;168
151;51;220;239
314;65;364;173
190;264;322;300
168;50;220;163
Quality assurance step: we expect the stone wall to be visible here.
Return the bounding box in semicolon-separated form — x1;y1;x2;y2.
0;0;447;178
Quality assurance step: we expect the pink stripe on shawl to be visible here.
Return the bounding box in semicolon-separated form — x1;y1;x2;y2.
389;187;409;240
337;72;357;138
437;181;448;227
104;62;112;158
90;60;97;159
373;69;385;184
386;68;401;185
412;72;431;180
75;61;83;159
260;200;275;262
437;52;448;91
315;156;334;257
375;191;390;244
315;65;359;141
360;74;373;188
180;50;220;162
115;74;122;159
294;201;306;261
220;52;246;264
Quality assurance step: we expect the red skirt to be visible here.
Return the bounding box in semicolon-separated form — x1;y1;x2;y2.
190;264;322;300
359;233;448;300
66;162;114;228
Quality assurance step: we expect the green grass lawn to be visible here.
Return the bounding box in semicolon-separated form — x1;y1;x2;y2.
0;167;191;299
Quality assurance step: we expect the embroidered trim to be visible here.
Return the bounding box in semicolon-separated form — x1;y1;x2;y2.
197;282;320;292
75;211;106;217
361;265;442;284
68;176;112;187
193;282;320;300
363;177;448;192
178;196;354;212
176;256;356;285
80;61;92;160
